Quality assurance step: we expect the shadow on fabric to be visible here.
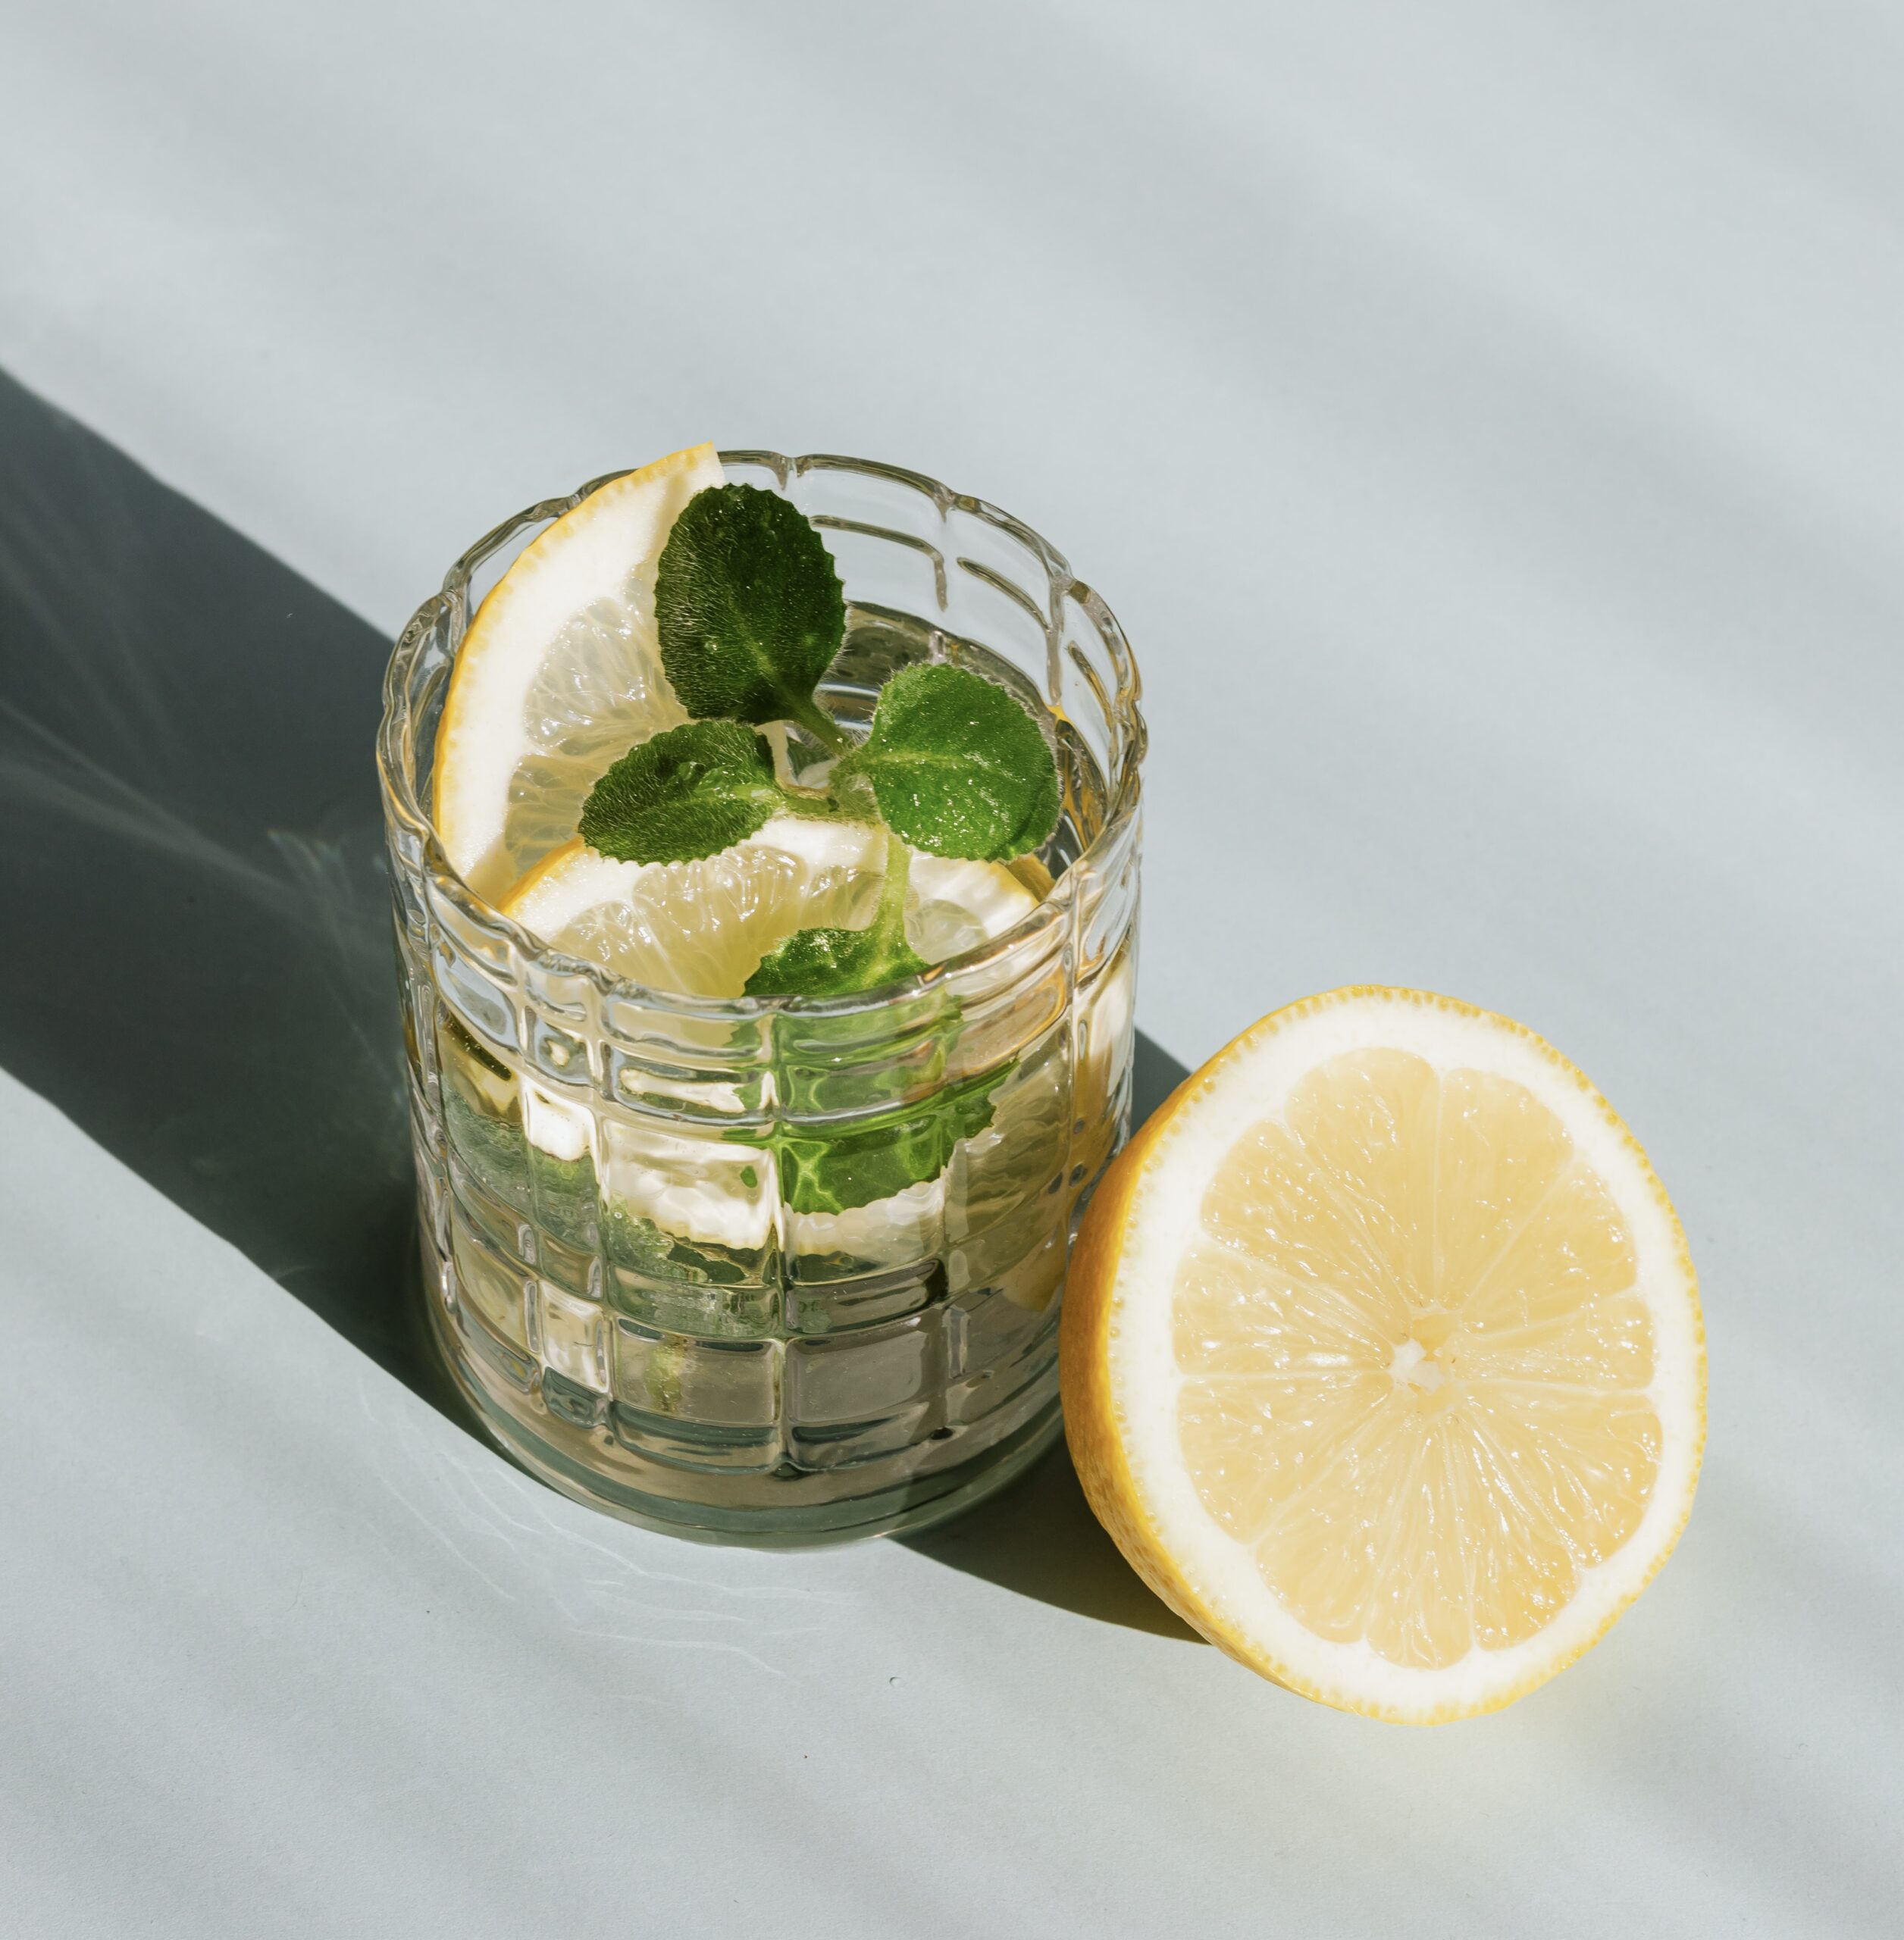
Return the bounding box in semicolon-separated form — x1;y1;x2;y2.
0;365;1195;1640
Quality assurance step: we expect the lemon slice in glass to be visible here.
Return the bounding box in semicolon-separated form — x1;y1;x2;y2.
502;823;1042;1256
433;443;722;901
1062;987;1705;1723
503;818;1039;997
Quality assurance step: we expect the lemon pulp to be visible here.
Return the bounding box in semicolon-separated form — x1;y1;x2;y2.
1176;1047;1661;1669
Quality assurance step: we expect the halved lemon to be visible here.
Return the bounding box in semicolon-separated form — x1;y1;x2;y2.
1061;987;1705;1723
433;443;722;901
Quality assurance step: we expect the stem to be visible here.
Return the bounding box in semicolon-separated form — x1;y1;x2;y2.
874;831;912;944
789;695;852;759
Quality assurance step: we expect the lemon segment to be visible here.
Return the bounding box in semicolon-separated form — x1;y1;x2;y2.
434;443;722;901
1061;987;1704;1723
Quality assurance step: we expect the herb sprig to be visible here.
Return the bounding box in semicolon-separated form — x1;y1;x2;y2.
575;480;1063;1215
580;483;1061;995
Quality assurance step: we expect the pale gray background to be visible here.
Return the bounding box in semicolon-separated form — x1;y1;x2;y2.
2;2;1901;1935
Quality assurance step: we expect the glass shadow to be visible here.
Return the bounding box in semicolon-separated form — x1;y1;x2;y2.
0;365;1191;1634
903;1029;1202;1641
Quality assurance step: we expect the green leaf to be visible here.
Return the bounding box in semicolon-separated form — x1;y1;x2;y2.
603;1205;758;1290
744;832;926;998
744;922;930;998
578;719;785;865
654;483;849;746
731;1059;1016;1216
842;663;1060;861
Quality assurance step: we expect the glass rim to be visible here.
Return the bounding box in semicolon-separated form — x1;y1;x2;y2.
377;449;1146;1020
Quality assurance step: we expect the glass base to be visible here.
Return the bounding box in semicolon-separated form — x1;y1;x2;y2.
421;1241;1066;1548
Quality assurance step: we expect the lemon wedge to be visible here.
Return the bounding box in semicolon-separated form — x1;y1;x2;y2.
1061;987;1705;1723
433;443;722;901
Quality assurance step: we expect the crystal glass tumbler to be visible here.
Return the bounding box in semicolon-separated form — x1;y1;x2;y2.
378;453;1145;1544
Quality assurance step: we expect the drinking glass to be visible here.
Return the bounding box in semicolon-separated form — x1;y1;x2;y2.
378;452;1144;1543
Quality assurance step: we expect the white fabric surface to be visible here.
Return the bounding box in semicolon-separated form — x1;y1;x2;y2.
2;3;1899;1933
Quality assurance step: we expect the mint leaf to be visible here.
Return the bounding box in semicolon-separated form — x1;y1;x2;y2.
579;719;785;864
733;1060;1015;1216
604;1205;759;1291
739;831;1015;1211
745;833;926;999
744;922;929;998
843;663;1060;861
655;484;848;749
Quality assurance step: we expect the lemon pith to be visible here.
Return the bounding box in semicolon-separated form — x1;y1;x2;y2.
1061;987;1705;1724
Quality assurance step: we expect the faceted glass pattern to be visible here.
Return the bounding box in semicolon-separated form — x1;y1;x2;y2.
379;453;1145;1543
